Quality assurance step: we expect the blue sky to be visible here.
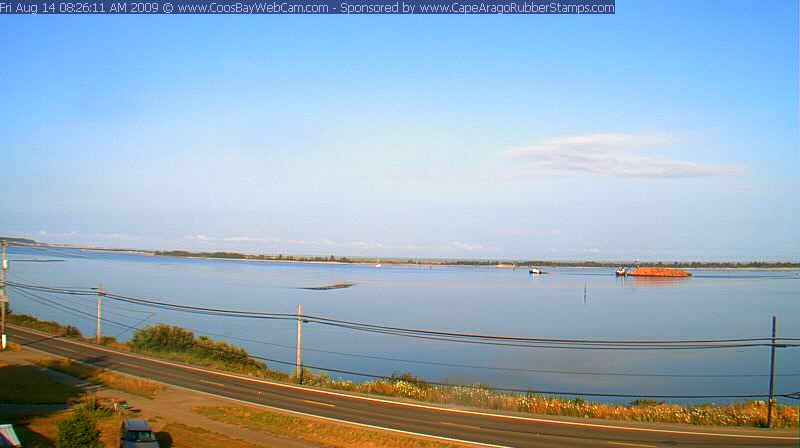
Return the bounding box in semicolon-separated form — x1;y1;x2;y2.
1;1;798;261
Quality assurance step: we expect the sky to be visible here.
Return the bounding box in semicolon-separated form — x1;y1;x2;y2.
1;1;798;261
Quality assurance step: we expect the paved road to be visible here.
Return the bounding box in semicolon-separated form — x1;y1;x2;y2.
8;325;799;448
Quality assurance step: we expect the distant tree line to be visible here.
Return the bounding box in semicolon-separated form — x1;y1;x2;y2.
151;250;798;269
0;236;37;244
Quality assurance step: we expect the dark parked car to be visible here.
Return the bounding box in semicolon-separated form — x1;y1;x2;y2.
120;419;160;448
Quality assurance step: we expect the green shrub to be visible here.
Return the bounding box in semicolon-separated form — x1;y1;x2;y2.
56;407;103;448
129;324;267;373
129;323;195;353
8;313;81;337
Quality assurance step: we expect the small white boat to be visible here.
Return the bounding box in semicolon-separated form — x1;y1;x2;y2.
529;267;541;274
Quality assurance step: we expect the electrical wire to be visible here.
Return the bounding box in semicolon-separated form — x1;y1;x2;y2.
8;286;800;400
7;280;800;351
11;280;797;346
10;286;140;332
15;286;799;378
8;243;96;259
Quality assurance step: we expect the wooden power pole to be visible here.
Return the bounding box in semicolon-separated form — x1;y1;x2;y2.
296;303;303;382
96;285;103;343
766;315;777;428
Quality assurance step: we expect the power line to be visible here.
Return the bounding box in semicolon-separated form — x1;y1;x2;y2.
10;287;140;332
8;272;93;291
233;351;800;400
10;285;800;400
199;332;800;378
17;286;798;378
10;280;789;346
8;243;96;259
7;280;800;350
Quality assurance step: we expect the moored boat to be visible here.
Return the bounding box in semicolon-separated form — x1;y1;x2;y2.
629;267;691;277
529;267;541;274
615;267;627;276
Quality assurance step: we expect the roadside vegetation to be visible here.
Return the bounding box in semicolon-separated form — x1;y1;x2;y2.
35;359;165;398
127;323;285;380
196;405;465;448
156;423;269;448
7;314;84;339
9;313;799;428
297;371;800;428
55;403;105;448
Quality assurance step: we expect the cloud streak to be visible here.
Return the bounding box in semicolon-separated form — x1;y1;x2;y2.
505;133;745;178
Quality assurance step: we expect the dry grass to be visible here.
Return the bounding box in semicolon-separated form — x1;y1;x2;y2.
2;341;22;352
36;358;165;398
0;363;80;404
299;373;799;428
9;406;130;448
13;314;797;429
10;414;61;447
510;394;799;428
157;423;271;448
196;405;466;448
7;408;269;448
400;381;798;428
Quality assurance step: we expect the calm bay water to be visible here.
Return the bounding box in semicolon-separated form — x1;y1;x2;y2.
7;245;800;404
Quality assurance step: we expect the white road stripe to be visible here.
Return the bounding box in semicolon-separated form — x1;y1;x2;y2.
608;442;657;448
303;399;336;408
440;421;481;430
163;382;508;448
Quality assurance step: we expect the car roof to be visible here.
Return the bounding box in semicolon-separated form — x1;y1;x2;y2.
123;419;152;431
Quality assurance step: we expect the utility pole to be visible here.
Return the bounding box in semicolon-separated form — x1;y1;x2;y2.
1;240;7;350
96;284;103;344
766;315;777;428
295;303;303;383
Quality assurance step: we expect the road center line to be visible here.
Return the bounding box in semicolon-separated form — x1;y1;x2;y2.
303;399;336;408
440;421;481;430
608;442;657;448
199;379;226;388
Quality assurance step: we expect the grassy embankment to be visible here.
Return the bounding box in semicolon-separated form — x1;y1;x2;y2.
196;405;464;448
13;406;271;448
6;314;163;398
0;353;253;447
35;359;165;399
0;362;464;448
8;313;799;428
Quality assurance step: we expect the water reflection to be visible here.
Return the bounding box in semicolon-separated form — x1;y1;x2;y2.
7;246;800;404
626;276;691;288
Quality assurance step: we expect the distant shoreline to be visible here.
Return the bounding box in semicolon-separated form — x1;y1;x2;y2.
4;238;798;270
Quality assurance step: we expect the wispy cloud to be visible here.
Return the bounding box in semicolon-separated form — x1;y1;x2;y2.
452;241;489;252
183;234;338;247
505;133;746;178
36;230;160;243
